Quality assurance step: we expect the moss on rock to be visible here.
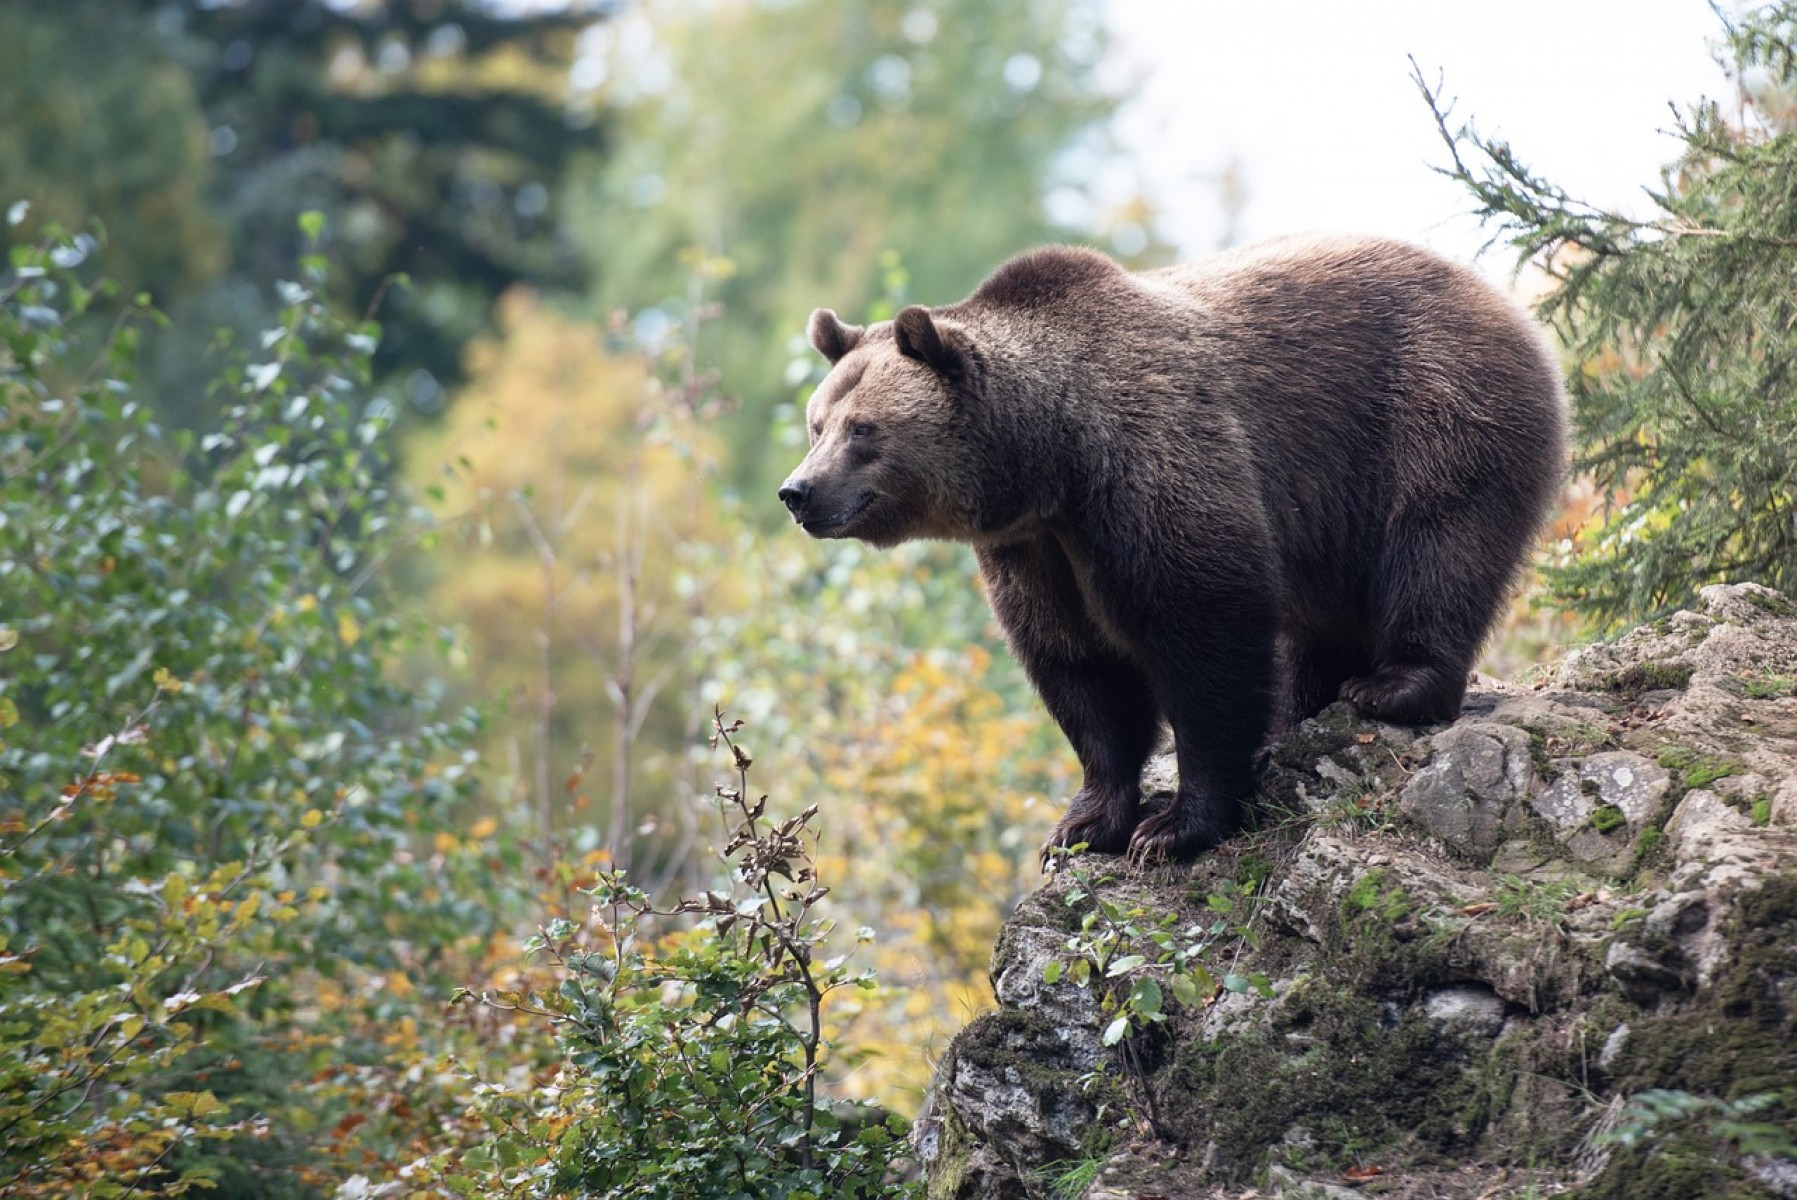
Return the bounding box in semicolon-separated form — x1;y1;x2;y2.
1156;975;1486;1180
1580;876;1797;1200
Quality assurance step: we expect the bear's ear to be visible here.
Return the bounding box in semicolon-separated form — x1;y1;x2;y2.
808;308;864;364
893;305;967;377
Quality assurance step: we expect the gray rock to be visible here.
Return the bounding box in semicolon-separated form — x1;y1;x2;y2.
1598;1022;1630;1074
1747;1153;1797;1199
1422;983;1508;1040
1265;1164;1364;1199
1554;582;1797;694
1664;788;1764;894
1605;939;1692;999
1397;721;1533;859
1529;751;1671;874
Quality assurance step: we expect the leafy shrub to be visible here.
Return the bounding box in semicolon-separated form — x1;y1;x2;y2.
436;712;918;1200
0;214;515;1195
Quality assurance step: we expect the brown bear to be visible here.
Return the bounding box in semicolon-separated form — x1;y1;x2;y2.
779;235;1566;863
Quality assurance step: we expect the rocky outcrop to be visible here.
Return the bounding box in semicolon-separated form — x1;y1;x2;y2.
916;584;1797;1199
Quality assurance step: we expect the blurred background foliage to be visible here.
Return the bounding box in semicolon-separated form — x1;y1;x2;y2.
2;0;1136;1192
0;0;601;425
5;0;1793;1194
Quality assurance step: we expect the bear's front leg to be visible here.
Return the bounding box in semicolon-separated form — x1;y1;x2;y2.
1030;652;1163;864
975;539;1163;867
1111;584;1278;864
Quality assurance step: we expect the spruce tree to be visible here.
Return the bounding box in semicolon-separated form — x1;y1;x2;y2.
1421;6;1797;627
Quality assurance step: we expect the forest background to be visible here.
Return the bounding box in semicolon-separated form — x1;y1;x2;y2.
5;0;1795;1196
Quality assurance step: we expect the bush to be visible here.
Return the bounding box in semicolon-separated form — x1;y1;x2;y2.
434;712;917;1200
1;214;920;1198
0;213;516;1196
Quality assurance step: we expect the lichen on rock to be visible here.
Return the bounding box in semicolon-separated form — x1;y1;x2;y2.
915;584;1797;1199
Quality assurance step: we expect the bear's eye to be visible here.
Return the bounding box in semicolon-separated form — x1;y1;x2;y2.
850;422;876;439
809;422;822;440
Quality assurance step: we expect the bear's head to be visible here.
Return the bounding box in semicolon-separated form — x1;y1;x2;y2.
778;304;981;549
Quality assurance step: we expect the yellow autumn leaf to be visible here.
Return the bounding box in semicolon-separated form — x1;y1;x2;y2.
165;1090;224;1118
337;611;360;645
301;809;324;829
469;816;499;839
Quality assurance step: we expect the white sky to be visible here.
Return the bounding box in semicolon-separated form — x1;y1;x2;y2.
1105;0;1736;273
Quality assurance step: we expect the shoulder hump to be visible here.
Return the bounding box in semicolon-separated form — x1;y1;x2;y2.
968;245;1123;310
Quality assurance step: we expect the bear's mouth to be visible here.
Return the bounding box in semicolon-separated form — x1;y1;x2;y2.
801;491;875;537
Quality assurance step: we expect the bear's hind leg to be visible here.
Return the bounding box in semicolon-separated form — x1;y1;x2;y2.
1342;517;1514;724
1280;635;1373;730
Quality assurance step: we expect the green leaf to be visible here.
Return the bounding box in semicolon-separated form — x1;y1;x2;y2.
1129;977;1162;1018
1105;954;1147;977
1102;1015;1130;1046
1042;960;1063;984
298;210;326;241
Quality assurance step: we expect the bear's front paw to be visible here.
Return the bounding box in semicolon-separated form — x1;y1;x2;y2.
1039;794;1138;871
1126;803;1229;865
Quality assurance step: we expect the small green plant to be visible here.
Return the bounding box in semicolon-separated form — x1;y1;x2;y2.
1042;853;1271;1137
1037;1155;1104;1200
1318;771;1396;834
1742;675;1795;700
1608;663;1696;694
1591;804;1628;834
1343;867;1414;922
1493;874;1580;924
1750;795;1773;826
1045;862;1271;1046
445;711;914;1199
1605;1088;1796;1159
1632;826;1666;865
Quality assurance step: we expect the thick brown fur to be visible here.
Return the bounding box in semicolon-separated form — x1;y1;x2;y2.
780;235;1567;864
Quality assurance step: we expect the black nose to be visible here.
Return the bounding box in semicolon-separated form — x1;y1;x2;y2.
778;478;812;517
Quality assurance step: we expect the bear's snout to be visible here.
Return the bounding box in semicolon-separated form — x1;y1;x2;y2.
777;478;813;520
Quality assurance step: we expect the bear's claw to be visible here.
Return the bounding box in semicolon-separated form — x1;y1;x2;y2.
1125;803;1227;865
1040;793;1138;871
